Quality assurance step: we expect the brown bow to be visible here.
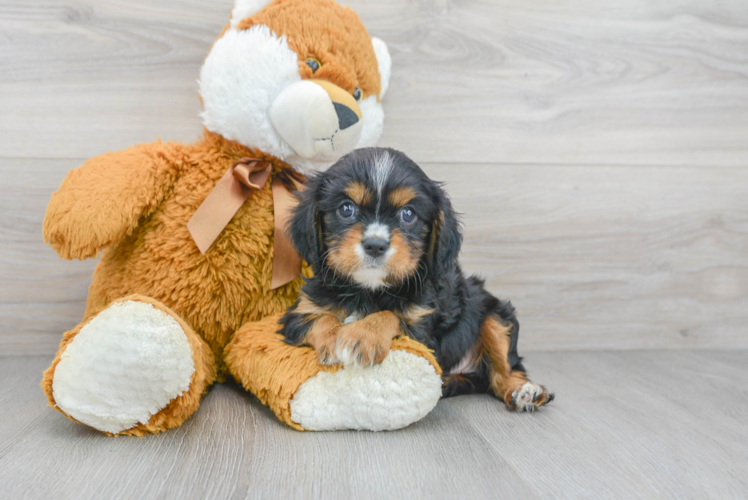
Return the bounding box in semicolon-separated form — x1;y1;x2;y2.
186;157;302;290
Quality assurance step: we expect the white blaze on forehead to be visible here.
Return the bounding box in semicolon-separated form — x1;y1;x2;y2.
363;222;390;241
372;150;394;214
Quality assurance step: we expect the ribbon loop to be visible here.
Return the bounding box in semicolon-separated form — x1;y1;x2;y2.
232;160;271;190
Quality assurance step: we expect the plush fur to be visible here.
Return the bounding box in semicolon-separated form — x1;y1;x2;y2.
42;295;217;437
51;300;195;434
289;350;442;431
224;314;442;431
44;132;308;367
41;0;407;436
199;25;301;162
279;148;555;411
203;0;391;173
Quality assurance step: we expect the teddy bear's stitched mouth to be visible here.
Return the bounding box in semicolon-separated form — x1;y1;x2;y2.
313;127;340;151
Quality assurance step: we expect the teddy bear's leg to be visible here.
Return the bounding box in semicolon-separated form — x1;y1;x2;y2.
225;315;443;431
41;295;216;436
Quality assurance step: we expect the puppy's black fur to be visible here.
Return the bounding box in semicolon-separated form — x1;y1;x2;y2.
280;148;552;408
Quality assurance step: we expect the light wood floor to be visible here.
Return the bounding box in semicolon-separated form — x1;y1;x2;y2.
1;0;748;498
1;351;747;499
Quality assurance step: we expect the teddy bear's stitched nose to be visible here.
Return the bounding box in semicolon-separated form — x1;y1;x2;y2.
333;102;360;130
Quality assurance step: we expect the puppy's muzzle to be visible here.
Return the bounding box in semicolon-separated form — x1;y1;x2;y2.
362;237;389;258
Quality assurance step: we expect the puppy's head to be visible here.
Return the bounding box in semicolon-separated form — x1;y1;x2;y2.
290;148;462;289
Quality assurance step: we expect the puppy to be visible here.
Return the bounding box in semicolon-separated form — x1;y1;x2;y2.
280;148;553;411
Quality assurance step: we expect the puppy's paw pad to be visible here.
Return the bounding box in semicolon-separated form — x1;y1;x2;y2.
509;382;553;412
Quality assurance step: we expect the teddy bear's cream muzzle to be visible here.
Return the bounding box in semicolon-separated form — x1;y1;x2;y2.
270;79;364;162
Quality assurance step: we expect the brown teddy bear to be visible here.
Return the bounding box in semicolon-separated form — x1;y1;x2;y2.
41;0;443;435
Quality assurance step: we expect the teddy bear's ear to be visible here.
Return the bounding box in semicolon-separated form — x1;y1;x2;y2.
230;0;273;28
371;37;391;99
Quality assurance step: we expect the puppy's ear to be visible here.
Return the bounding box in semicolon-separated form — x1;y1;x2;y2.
288;175;325;270
426;187;462;276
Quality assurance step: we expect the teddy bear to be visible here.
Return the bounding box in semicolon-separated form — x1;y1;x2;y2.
41;0;443;436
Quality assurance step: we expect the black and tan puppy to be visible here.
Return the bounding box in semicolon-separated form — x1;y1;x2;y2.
280;148;553;412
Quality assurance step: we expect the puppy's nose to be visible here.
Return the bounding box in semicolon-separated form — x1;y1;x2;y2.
362;237;390;258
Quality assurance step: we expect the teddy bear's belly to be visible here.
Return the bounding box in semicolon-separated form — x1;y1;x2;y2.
86;188;303;362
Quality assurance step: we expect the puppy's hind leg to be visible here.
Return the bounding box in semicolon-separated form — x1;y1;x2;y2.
442;373;489;398
479;315;554;412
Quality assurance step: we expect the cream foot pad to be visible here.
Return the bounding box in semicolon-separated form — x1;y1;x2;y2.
290;350;442;431
52;301;195;434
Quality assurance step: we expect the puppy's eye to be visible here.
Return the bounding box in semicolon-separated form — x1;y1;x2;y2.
305;58;321;73
338;202;356;220
399;207;417;225
353;87;362;101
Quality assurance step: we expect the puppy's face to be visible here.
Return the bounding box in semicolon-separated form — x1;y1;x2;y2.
291;148;461;290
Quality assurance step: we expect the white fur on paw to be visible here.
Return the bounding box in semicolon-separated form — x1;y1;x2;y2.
290;350;442;431
511;382;546;412
52;301;195;434
343;312;360;325
333;346;359;366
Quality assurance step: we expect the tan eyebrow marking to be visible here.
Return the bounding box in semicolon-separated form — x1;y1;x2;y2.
388;186;417;208
345;181;372;205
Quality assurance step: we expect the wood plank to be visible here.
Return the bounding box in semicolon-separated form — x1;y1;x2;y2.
0;159;93;355
429;162;748;351
0;356;539;500
1;0;748;166
2;159;747;354
457;349;748;498
0;356;57;458
0;351;746;499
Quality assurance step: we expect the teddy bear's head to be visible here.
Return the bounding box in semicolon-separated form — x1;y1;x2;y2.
199;0;391;172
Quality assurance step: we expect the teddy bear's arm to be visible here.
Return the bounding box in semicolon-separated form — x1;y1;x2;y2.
43;141;185;260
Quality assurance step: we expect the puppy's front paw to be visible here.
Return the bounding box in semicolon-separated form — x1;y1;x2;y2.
334;321;393;366
314;341;340;366
508;382;554;412
302;315;344;366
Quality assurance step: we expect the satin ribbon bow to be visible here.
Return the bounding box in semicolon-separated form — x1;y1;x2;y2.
186;157;302;290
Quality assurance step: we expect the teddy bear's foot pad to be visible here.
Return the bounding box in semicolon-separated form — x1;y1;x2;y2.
52;300;195;434
289;350;442;431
